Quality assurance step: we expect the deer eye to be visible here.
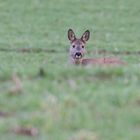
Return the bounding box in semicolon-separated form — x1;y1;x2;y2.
72;45;75;48
82;46;84;48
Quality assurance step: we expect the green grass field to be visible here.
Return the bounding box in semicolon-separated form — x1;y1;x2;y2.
0;0;140;139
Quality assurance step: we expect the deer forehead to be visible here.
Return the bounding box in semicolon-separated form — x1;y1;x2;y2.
71;39;85;46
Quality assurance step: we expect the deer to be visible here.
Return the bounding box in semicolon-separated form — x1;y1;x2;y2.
68;29;125;65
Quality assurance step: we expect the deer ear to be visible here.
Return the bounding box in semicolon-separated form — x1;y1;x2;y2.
68;29;76;42
81;30;90;42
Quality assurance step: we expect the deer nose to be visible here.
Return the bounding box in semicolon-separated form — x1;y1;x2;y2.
75;52;82;57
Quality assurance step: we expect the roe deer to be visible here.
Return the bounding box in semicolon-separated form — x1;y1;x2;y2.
68;29;124;65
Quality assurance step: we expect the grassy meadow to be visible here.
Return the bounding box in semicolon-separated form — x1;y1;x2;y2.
0;0;140;139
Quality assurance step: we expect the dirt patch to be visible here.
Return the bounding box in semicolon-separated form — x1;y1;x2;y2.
134;98;140;106
12;126;38;137
0;48;58;53
88;49;140;55
0;111;12;118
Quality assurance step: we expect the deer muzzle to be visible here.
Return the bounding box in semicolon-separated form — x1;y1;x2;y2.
75;52;82;59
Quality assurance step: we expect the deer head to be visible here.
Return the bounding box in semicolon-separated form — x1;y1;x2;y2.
68;29;90;64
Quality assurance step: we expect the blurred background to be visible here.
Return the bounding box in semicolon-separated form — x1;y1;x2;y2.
0;0;140;140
